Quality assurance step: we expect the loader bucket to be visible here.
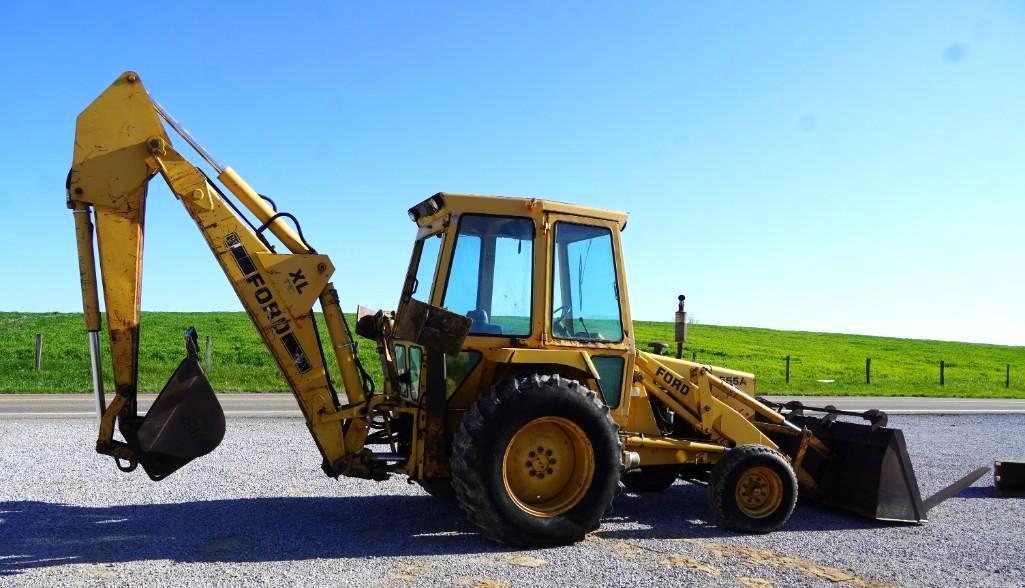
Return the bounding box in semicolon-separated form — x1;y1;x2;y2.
134;354;225;481
788;415;988;523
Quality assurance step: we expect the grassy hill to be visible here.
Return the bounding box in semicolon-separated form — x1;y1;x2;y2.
1;312;1022;397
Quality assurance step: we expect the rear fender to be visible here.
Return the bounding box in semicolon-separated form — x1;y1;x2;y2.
490;348;600;381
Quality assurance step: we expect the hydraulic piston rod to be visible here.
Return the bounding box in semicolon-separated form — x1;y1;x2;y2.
71;202;105;419
88;331;105;419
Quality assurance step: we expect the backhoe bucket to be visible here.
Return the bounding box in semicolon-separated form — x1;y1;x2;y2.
134;355;225;481
788;416;987;523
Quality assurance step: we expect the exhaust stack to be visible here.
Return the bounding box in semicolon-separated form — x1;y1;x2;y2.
675;294;686;359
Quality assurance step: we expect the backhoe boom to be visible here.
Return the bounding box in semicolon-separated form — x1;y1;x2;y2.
68;71;374;479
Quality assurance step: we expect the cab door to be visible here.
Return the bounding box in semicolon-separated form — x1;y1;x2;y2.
543;212;635;416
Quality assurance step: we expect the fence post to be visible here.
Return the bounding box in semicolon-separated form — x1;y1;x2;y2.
34;333;43;370
940;360;945;386
785;355;791;384
1008;364;1011;389
205;335;212;373
866;357;871;385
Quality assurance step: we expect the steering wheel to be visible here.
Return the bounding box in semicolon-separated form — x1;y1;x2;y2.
552;304;573;337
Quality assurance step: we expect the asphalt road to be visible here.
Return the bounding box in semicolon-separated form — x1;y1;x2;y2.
1;415;1023;587
3;393;1025;418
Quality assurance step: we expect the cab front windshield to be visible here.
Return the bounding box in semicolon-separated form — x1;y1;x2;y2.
443;215;534;337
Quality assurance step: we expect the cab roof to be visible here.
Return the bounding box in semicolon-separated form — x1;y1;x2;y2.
408;192;629;230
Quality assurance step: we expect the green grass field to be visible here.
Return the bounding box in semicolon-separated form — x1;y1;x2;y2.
1;312;1022;397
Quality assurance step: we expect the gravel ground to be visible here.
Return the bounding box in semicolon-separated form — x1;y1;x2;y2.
1;415;1022;587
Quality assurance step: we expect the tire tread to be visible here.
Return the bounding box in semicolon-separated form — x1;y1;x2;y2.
451;374;622;546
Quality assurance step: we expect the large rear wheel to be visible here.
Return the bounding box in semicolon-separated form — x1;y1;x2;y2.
451;374;622;546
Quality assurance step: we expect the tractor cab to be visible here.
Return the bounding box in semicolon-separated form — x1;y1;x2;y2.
395;193;633;411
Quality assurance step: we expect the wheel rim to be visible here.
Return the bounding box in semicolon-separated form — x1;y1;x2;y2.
502;416;595;517
734;465;784;519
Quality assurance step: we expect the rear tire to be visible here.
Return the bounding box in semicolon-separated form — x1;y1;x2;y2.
451;374;622;547
708;444;797;533
622;466;679;492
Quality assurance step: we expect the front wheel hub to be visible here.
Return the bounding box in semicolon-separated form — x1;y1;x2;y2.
735;466;784;518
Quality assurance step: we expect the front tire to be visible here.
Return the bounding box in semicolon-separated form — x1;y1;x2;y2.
707;444;798;533
451;374;622;547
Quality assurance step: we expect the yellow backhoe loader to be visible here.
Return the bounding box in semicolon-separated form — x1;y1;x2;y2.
68;72;987;546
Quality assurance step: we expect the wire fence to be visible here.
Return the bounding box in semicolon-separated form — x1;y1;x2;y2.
7;332;1024;395
645;342;1024;395
3;332;332;393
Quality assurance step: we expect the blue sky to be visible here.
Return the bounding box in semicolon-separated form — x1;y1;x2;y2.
1;1;1022;345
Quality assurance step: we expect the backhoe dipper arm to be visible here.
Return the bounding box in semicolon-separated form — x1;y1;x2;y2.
68;71;374;478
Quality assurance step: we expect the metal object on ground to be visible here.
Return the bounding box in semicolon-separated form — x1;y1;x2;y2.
995;460;1025;497
923;467;991;512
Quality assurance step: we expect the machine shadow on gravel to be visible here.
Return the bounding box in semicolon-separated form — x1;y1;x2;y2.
596;482;902;542
0;480;911;575
0;495;494;575
952;485;996;499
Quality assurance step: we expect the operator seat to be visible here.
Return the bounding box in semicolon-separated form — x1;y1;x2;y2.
467;309;503;335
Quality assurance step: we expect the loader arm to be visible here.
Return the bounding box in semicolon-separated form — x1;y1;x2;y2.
633;351;989;522
68;72;379;480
